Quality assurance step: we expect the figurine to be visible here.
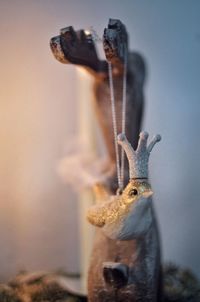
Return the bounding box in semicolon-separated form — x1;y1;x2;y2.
87;132;161;239
50;19;145;191
87;132;162;301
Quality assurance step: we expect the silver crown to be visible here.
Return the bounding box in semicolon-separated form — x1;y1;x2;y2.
118;131;161;179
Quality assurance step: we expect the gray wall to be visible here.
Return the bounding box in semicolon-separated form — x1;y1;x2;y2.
0;0;200;280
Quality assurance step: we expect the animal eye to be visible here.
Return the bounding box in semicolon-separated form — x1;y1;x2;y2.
129;188;138;197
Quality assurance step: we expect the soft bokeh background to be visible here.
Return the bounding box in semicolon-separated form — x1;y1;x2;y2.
0;0;200;282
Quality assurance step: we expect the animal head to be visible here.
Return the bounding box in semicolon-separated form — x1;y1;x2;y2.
87;131;161;240
87;180;153;240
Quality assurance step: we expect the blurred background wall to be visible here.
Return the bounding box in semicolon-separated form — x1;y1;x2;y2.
0;0;200;281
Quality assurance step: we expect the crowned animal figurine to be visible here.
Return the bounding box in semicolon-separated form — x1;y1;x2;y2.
87;131;162;302
87;131;161;240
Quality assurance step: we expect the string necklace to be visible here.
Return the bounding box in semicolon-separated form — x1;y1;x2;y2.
108;47;128;193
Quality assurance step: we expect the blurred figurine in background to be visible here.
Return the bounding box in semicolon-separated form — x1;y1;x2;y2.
50;18;200;302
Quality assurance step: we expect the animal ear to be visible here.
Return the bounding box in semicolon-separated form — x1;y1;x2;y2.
93;183;110;203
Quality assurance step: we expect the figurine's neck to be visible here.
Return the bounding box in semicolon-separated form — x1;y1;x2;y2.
137;203;160;260
136;203;161;281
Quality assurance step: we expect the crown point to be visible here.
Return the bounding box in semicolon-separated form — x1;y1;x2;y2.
147;134;162;153
155;134;161;142
118;133;126;142
140;131;149;140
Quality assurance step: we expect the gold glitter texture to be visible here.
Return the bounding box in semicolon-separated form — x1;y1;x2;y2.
87;180;153;228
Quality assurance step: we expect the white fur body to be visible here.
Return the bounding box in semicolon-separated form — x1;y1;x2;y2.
103;194;153;240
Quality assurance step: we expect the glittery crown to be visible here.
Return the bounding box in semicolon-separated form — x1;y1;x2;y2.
118;131;161;179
